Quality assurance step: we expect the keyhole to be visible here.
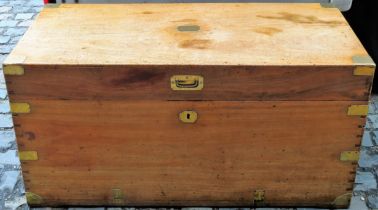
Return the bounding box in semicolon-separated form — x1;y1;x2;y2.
179;111;197;123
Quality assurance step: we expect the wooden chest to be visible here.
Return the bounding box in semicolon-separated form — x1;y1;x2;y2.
3;3;375;208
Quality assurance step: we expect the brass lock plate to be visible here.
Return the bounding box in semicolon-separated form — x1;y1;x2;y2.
171;75;204;91
179;111;198;123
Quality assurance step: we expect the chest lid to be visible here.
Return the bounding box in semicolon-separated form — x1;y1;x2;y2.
3;3;375;102
3;3;372;66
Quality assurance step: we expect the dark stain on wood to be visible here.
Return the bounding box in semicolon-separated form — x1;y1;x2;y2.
163;19;211;50
142;11;153;14
257;12;344;26
179;39;211;49
23;131;36;141
253;27;283;36
110;70;165;86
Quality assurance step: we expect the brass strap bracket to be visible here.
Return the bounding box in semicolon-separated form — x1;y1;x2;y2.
112;188;124;204
10;103;31;114
347;105;368;116
254;189;265;206
340;151;359;162
19;151;38;161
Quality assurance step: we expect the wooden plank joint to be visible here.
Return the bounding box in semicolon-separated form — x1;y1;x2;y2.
10;102;30;114
347;105;368;116
19;151;38;161
340;151;359;162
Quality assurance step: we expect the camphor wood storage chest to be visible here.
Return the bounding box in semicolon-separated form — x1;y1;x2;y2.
3;3;376;208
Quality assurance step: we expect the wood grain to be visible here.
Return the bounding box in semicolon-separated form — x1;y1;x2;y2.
4;3;372;208
5;65;372;101
15;100;364;207
4;3;368;66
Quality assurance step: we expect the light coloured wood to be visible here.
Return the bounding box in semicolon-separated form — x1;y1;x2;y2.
4;3;372;208
16;100;364;207
4;3;368;66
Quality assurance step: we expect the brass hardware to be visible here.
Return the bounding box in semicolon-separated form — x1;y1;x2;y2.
19;151;38;161
332;193;352;207
177;25;200;32
347;105;368;116
354;66;375;76
340;151;359;162
112;188;124;204
254;190;265;206
352;55;375;76
3;65;24;75
179;110;198;123
353;55;375;66
10;103;31;114
171;75;204;91
26;192;43;205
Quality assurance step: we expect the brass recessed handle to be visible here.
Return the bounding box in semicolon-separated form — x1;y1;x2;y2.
179;110;198;123
176;79;199;88
171;75;204;91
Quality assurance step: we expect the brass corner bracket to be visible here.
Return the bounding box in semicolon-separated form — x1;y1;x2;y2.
254;189;265;206
3;65;24;75
332;193;352;208
340;151;360;162
10;103;31;114
353;55;376;76
112;188;124;204
347;105;368;116
26;192;43;205
19;151;38;161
